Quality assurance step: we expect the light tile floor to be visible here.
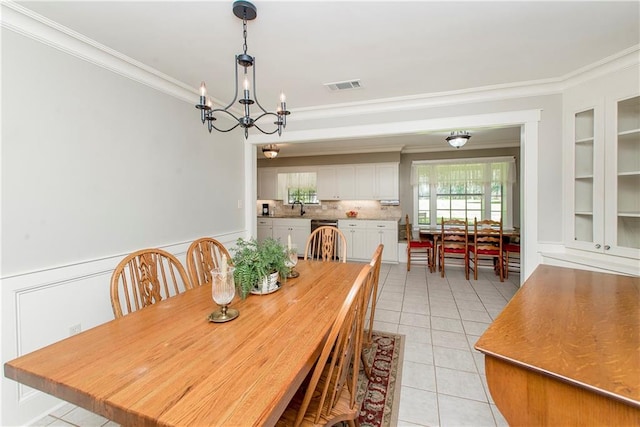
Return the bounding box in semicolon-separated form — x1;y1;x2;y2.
31;263;519;427
375;263;519;427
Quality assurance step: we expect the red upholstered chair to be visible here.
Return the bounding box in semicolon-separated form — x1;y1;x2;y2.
468;218;504;282
406;215;434;272
503;241;521;279
438;218;469;280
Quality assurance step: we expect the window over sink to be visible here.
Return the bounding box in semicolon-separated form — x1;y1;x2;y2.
277;172;319;204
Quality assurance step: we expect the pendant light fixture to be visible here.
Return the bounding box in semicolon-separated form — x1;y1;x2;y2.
446;131;471;149
195;1;290;139
262;144;280;159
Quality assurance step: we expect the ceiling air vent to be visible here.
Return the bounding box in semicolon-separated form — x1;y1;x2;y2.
324;79;362;92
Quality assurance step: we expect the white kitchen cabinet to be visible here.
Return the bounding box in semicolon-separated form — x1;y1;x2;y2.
257;168;279;200
355;163;399;200
355;165;376;199
256;218;273;243
339;219;399;262
338;220;369;260
365;221;399;263
317;166;356;200
271;218;311;253
565;67;639;262
375;163;399;200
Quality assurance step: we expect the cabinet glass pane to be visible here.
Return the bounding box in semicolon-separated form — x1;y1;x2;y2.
575;214;594;242
618;217;640;249
616;96;640;249
574;109;595;243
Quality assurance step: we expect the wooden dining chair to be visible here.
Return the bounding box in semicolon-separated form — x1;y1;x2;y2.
186;237;233;287
362;244;383;380
276;263;370;427
110;248;192;318
438;218;469;280
304;226;348;262
405;214;433;272
468;218;504;281
503;240;521;279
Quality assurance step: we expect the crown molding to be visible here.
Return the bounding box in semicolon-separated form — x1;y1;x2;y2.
290;45;639;122
1;2;204;102
3;1;638;128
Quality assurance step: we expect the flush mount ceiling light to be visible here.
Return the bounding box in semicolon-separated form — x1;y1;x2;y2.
446;131;471;149
195;1;290;139
262;144;280;159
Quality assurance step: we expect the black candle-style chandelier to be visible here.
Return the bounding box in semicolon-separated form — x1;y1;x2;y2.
195;1;290;139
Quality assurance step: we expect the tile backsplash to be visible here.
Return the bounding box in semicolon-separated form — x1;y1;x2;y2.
257;200;402;221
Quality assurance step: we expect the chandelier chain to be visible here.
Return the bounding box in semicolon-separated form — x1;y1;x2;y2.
242;17;248;55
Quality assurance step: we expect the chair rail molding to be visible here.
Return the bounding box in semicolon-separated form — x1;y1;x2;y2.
1;231;244;426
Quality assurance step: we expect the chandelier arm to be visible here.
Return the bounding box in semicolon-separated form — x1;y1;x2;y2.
252;111;282;135
219;59;241;112
208;108;244;132
253;111;281;126
252;123;281;135
209;122;242;133
250;59;269;115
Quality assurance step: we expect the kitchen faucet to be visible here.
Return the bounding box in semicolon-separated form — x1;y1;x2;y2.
292;201;305;216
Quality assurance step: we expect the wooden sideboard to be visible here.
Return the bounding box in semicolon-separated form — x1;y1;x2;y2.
475;265;639;425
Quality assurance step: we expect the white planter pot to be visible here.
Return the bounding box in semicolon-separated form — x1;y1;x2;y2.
260;271;279;293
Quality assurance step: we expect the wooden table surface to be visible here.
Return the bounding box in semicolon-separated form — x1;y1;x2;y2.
475;265;640;425
4;260;366;427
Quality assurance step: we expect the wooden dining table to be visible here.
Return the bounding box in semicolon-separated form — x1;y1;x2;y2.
475;265;640;425
4;260;366;427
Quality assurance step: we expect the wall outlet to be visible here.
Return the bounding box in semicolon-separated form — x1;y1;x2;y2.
69;324;81;336
237;199;243;209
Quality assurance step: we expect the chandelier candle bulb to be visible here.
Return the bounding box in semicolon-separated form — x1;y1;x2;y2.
243;75;250;92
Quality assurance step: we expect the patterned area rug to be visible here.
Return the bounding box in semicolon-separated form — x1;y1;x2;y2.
357;331;405;427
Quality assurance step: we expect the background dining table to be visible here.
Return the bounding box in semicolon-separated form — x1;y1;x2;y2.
4;260;366;427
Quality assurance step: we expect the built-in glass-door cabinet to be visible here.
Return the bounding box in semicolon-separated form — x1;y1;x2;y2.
573;108;598;245
608;96;640;254
569;93;640;260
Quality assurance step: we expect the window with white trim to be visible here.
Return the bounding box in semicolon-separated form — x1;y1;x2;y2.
411;157;516;227
277;172;318;204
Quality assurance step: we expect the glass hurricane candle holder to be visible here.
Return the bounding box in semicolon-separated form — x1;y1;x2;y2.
286;244;300;278
209;266;239;323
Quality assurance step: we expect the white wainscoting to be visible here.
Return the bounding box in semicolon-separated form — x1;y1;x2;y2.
1;231;244;426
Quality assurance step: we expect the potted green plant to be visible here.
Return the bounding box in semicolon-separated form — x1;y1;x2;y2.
231;237;290;298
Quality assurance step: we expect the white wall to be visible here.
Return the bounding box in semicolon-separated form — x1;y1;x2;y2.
1;28;246;425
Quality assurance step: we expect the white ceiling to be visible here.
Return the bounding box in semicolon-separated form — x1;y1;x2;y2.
16;1;640;157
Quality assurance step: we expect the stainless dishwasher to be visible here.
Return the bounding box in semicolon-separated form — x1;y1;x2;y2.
310;219;339;232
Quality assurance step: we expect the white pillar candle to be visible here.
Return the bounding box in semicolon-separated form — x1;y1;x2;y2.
288;234;292;251
221;254;228;278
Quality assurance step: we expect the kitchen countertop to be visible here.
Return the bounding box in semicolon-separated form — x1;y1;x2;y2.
258;215;401;222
